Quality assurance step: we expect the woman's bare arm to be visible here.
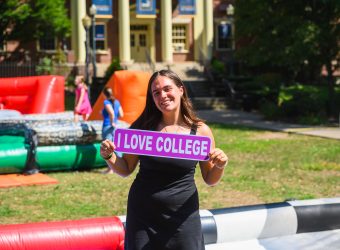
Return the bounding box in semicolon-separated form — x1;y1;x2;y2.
100;139;139;177
197;123;229;186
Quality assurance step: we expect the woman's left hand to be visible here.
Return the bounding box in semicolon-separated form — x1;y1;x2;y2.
209;148;228;170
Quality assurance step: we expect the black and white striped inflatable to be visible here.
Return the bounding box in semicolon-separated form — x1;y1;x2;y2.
199;198;340;249
118;198;340;250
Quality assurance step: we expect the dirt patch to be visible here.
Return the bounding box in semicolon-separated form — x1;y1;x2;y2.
216;189;264;207
252;132;290;140
199;186;264;209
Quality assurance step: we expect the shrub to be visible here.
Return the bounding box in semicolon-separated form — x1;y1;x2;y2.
36;57;53;75
253;73;282;93
230;75;281;112
104;57;122;81
211;58;226;79
277;84;329;123
259;100;281;120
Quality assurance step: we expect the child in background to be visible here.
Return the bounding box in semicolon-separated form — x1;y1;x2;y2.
74;75;92;122
101;87;124;174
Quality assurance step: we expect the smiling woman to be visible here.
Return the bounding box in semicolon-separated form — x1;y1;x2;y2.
100;69;228;250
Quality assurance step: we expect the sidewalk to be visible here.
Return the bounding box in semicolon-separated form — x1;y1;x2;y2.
197;109;340;140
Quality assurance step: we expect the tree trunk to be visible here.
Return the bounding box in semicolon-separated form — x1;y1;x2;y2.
325;61;335;117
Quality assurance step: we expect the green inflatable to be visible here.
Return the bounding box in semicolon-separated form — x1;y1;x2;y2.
0;135;106;174
0;136;27;173
37;144;106;172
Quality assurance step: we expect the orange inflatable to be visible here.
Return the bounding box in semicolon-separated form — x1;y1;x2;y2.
89;70;150;124
0;75;64;114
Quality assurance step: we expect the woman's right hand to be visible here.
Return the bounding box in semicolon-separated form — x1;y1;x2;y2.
100;139;116;161
101;139;139;177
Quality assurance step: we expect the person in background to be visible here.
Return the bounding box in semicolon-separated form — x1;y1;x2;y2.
100;69;228;249
101;86;124;174
74;75;92;122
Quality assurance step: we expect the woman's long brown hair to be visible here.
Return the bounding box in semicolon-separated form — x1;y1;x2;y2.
130;70;204;130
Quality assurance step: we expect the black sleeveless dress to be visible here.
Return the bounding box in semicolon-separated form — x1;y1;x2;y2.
124;127;205;250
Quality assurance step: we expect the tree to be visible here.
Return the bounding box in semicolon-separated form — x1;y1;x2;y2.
0;0;71;49
235;0;339;116
0;0;31;45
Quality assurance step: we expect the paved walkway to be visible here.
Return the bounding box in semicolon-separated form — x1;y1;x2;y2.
197;109;340;140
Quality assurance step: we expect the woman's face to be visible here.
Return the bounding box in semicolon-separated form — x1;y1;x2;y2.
151;76;183;114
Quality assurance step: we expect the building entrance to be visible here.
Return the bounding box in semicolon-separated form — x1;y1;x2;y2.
130;25;149;62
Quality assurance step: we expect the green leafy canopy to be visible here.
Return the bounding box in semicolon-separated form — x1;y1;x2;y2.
235;0;339;74
0;0;71;44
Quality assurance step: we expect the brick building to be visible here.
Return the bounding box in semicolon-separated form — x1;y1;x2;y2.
1;0;236;77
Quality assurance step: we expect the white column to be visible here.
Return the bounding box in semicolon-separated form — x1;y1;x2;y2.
194;0;204;61
71;0;86;64
161;0;173;64
119;0;131;65
203;0;214;62
150;22;156;63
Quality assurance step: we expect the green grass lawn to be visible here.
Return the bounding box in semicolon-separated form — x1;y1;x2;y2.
0;123;339;225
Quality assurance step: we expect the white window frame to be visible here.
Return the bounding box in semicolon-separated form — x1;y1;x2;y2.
94;22;108;51
172;23;189;53
215;19;234;51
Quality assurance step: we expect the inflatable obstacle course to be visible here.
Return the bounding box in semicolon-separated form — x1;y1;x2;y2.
0;111;129;174
36;143;105;171
0;216;125;250
90;70;150;124
201;198;340;249
0;116;103;146
0;71;149;174
0;76;65;114
0;198;339;250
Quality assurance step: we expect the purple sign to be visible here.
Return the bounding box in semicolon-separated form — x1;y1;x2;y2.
114;128;211;161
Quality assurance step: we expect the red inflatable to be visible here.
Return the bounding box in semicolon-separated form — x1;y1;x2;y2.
0;216;125;250
0;75;65;114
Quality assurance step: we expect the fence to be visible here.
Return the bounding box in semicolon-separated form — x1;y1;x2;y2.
0;62;71;78
0;62;36;78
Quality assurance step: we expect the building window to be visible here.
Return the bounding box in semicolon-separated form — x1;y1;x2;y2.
131;25;148;31
216;21;233;50
94;24;107;50
39;36;56;51
172;24;188;53
130;34;135;47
